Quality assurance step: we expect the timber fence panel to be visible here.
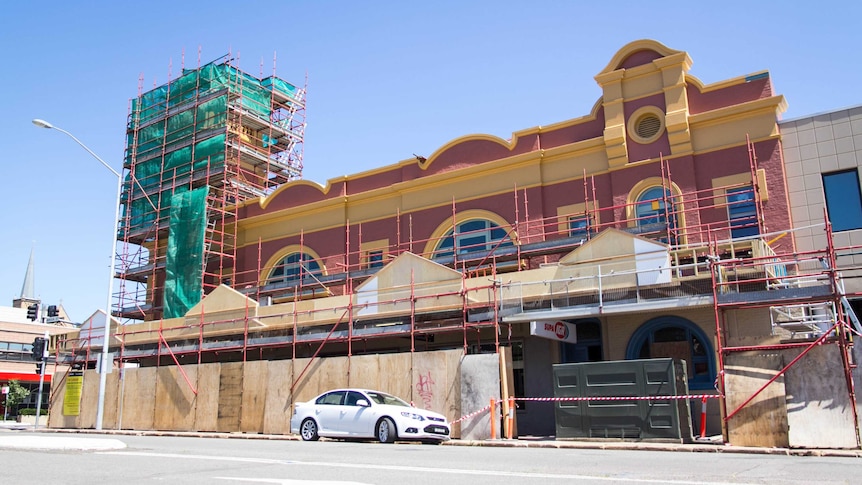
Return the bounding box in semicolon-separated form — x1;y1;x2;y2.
241;361;268;433
348;353;381;390
217;362;244;432
121;367;157;430
194;363;221;431
154;366;198;431
263;360;293;435
379;353;412;402
725;353;789;447
48;370;77;429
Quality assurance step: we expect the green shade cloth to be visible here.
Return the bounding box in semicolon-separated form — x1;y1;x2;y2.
163;187;208;318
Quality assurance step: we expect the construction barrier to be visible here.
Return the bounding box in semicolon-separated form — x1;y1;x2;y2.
513;394;718;403
449;394;721;426
489;398;496;440
506;396;515;439
449;403;493;425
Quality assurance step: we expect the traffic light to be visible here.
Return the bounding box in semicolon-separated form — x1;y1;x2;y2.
31;337;46;361
27;304;38;321
35;362;43;374
47;305;58;318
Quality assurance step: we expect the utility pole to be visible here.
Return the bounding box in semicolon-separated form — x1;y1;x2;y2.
33;331;48;429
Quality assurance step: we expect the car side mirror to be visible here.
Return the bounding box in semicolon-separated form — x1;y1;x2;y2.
356;399;370;407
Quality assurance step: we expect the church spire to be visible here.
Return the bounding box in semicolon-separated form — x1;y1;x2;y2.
20;245;36;300
13;245;39;309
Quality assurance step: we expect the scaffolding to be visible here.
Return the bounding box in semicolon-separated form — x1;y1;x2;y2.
114;54;306;323
61;168;862;444
69;141;780;363
710;217;861;446
57;130;862;445
234;146;767;307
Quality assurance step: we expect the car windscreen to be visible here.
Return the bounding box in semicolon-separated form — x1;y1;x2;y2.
366;391;410;407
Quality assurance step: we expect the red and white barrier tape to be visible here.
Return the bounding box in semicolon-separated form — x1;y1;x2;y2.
449;403;493;425
514;394;718;402
448;394;719;425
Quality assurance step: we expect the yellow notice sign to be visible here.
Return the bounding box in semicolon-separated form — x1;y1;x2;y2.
63;371;83;416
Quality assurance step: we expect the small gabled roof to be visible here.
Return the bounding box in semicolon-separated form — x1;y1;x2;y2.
78;309;121;338
185;284;259;316
354;252;461;292
559;228;667;265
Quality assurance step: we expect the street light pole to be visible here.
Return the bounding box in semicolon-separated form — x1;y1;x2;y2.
32;118;121;431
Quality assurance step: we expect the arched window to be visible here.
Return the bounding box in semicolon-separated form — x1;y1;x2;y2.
626;315;714;390
267;252;322;285
635;186;678;244
434;219;513;258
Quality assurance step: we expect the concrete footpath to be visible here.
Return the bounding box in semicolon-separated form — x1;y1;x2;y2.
0;421;126;450
1;421;861;457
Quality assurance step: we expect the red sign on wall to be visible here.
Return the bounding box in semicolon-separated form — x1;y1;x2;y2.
529;320;578;343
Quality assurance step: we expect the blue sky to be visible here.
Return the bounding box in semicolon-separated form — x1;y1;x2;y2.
1;1;860;322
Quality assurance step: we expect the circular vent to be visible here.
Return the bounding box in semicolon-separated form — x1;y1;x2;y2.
636;114;662;139
627;107;666;145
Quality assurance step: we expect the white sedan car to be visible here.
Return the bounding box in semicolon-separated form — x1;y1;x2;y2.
290;389;450;444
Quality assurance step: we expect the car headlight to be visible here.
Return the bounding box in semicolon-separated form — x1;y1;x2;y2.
401;411;425;421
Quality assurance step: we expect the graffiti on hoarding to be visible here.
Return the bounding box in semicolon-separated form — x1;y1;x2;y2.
416;371;435;409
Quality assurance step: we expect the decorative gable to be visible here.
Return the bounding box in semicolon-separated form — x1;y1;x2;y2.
355;252;463;318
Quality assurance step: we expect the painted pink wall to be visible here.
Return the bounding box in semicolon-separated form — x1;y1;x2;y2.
238;136;791;281
624;93;671;162
687;76;772;115
618;50;663;69
234;53;789;281
251;111;607;217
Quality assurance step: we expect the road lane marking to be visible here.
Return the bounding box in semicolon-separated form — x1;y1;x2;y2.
100;451;758;485
213;480;371;484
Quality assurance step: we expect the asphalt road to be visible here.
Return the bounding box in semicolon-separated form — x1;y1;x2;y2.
0;432;859;484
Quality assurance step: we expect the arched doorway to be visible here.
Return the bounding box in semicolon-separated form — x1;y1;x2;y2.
626;315;714;390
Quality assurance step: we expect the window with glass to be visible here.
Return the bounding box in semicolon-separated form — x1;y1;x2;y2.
366;249;385;269
635;187;678;244
568;215;593;240
316;391;346;405
267;252;322;285
434;219;512;258
727;185;758;238
561;320;603;363
366;391;410;407
0;341;32;362
823;170;862;232
345;391;366;406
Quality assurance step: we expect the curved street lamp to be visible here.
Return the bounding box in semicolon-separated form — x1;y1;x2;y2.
32;118;121;431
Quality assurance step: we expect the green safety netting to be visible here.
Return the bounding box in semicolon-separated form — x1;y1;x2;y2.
120;133;226;231
122;60;297;235
262;76;297;97
127;63;293;130
163;187;208;318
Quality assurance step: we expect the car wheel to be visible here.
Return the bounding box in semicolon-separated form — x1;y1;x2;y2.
300;418;320;441
376;417;397;443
